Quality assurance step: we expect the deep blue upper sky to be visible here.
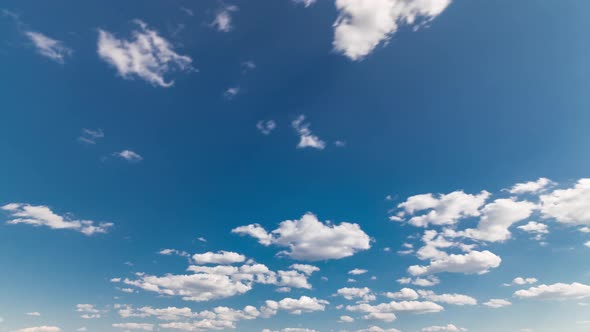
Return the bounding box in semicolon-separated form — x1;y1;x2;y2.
1;1;590;332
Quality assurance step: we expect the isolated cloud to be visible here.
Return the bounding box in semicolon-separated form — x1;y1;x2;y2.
232;213;371;261
114;150;143;162
2;203;113;236
257;120;277;135
25;31;71;63
333;0;452;60
483;299;512;308
98;20;192;87
349;268;368;275
192;251;246;265
78;128;104;145
504;277;538;286
514;282;590;300
212;6;238;32
292;115;326;150
540;179;590;225
508;178;554;194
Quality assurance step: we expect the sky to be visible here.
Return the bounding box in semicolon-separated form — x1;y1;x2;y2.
1;0;590;332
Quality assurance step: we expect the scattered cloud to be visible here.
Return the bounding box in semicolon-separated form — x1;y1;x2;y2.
257;120;277;135
421;324;467;332
292;115;326;150
98;20;192;87
346;300;443;322
114;150;143;162
337;287;376;302
349;268;368;275
26;312;41;317
2;203;113;236
540;179;590;226
77;304;101;319
192;251;246;264
514;282;590;300
25;31;72;63
261;296;328;316
504;277;538;287
112;323;154;331
232;212;371;261
483;299;512;308
12;327;62;332
417;290;477;305
224;86;240;99
78;128;104;145
508;178;554;194
333;0;452;60
212;5;238;32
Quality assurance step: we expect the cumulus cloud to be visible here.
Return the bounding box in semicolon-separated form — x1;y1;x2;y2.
25;31;72;63
290;264;319;275
337;287;376;302
421;324;467;332
292;115;326;150
261;296;328;316
77;304;101;319
257;120;277;135
98;20;192;87
504;277;538;287
333;0;452;60
232;212;371;261
408;250;501;276
517;222;548;234
508;178;554;194
395;190;490;227
417;290;477;306
346;300;444;322
349;268;368;275
112;323;154;331
192;251;246;265
540;179;590;225
483;299;512;308
339;315;355;323
212;5;238;32
384;288;419;301
2;203;113;236
12;327;62;332
514;282;590;300
114;150;143;162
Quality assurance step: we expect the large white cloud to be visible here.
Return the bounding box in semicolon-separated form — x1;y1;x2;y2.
333;0;452;60
514;282;590;300
2;203;113;236
25;31;72;63
540;179;590;225
232;213;371;261
97;20;192;87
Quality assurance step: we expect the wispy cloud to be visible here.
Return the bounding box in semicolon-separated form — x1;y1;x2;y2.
292;115;326;150
78;128;104;145
25;31;72;63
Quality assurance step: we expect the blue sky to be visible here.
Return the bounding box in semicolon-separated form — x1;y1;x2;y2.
1;1;590;332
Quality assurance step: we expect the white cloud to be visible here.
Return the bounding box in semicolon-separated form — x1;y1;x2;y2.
504;277;538;287
417;290;477;305
356;327;401;332
212;5;238;32
292;0;317;7
460;198;537;242
26;312;41;316
514;282;590;300
508;178;554;194
232;212;371;261
261;296;328;316
12;327;62;332
263;329;318;332
77;304;101;319
257;120;277;135
483;299;512;308
421;324;467;332
25;31;72;63
408;250;501;276
333;0;452;60
517;222;549;234
112;323;154;331
339;315;355;323
384;288;419;300
346;300;444;321
540;179;590;225
192;251;246;265
158;248;190;257
2;203;113;236
224;87;240;99
396;190;490;227
78;128;104;144
292;115;326;150
114;150;143;162
585;241;590;248
290;264;320;275
98;20;192;87
337;287;376;302
349;268;368;275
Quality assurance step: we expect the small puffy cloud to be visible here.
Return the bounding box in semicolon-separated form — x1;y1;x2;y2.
289;264;319;275
257;120;277;135
98;20;192;87
333;0;452;60
112;323;154;331
292;115;326;150
339;315;355;323
25;31;72;63
346;300;444;321
397;276;440;287
517;222;549;234
504;277;538;287
421;324;467;332
483;299;512;308
114;150;143;162
13;327;62;332
224;87;240;99
349;269;368;275
212;5;238;32
514;282;590;300
417;290;477;306
409;250;502;276
396;190;490;227
540;179;590;225
337;287;376;302
77;304;101;319
2;203;113;236
232;212;371;261
508;178;554;194
384;288;419;301
261;296;328;316
78;128;104;144
192;251;246;265
158;249;190;258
